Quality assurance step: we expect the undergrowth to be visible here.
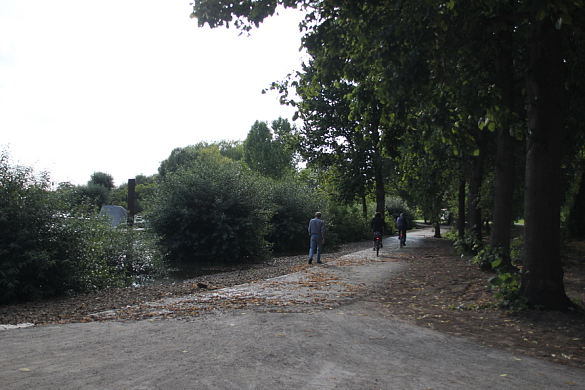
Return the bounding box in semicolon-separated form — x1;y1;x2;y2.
453;230;528;310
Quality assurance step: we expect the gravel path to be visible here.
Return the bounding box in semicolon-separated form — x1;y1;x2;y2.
0;241;373;326
3;231;585;389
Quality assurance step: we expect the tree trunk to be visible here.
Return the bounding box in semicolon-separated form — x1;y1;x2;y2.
371;104;386;215
490;128;517;252
565;167;585;239
467;131;487;241
490;28;519;257
375;175;385;214
521;17;572;310
458;176;466;238
434;222;441;238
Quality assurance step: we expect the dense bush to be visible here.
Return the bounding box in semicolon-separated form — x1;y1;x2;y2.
385;196;415;232
266;178;327;253
471;245;506;271
146;159;274;263
0;154;165;304
0;161;71;303
467;235;526;310
327;202;370;244
453;228;483;256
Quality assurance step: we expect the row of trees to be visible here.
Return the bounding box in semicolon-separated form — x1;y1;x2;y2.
190;0;585;310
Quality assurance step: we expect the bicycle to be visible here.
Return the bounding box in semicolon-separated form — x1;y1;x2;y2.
398;231;406;248
373;232;383;257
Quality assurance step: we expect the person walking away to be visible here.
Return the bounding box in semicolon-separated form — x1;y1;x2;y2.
308;212;325;264
370;212;387;250
396;213;407;246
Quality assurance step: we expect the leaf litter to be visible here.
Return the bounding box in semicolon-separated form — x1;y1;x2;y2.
1;235;584;370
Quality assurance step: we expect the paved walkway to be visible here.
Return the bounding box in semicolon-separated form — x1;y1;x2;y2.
2;230;585;389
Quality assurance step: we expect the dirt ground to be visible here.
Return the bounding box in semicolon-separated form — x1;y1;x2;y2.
2;228;585;389
373;237;585;370
2;227;585;372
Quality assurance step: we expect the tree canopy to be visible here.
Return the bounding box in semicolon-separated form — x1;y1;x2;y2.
243;118;297;179
191;0;585;310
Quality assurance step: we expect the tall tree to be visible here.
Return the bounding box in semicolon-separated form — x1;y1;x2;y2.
190;0;585;309
158;141;237;177
520;13;572;309
489;22;524;255
288;66;394;215
243;118;296;179
398;130;460;238
89;171;115;191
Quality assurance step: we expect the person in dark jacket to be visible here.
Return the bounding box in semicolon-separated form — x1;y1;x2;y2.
370;212;387;250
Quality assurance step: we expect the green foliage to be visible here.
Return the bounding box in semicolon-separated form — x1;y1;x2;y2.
471;245;507;271
510;235;524;265
453;228;483;256
243;119;296;180
216;140;245;161
488;272;528;310
442;228;460;240
291;67;396;211
89;171;115;191
470;237;523;272
47;213;166;295
74;183;111;210
57;171;118;211
79;224;167;287
469;241;527;310
158;142;237;177
110;174;157;214
0;153;165;304
397;131;460;226
0;157;67;303
265;178;327;253
146;159;273;263
326;202;370;244
385;196;414;232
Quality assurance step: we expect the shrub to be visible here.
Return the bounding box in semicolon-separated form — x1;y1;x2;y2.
470;245;502;270
71;220;167;291
327;202;370;244
0;153;166;304
266;178;327;253
453;227;483;256
146;159;273;263
442;227;459;240
467;239;526;310
488;271;528;310
510;235;524;265
385;196;414;232
0;157;72;302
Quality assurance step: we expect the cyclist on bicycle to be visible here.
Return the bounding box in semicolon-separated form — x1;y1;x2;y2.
370;212;386;250
396;212;407;246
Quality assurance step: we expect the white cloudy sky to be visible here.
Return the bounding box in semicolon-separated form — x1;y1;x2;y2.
0;1;307;186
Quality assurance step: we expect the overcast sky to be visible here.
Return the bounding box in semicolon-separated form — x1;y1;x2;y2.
0;1;307;186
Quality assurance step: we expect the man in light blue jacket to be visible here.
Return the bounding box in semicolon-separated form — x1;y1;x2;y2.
308;212;325;264
396;213;407;246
